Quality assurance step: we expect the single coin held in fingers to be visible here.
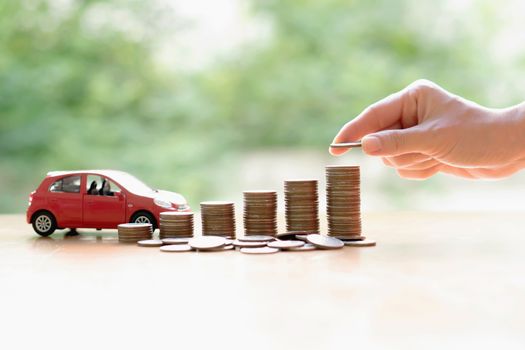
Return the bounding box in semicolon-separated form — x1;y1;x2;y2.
330;142;362;149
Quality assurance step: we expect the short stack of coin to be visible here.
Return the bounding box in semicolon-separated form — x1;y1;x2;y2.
284;180;319;232
200;201;236;238
326;165;361;238
243;191;278;236
118;223;152;243
159;212;194;239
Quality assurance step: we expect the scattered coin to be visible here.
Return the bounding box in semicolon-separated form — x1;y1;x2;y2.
189;236;226;250
238;235;275;242
232;240;269;248
161;237;192;245
204;244;235;252
275;232;299;240
334;235;365;241
343;239;376;247
137;239;164;247
240;247;279;255
295;234;309;242
288;243;317;252
267;240;304;250
306;234;344;249
160;244;193;252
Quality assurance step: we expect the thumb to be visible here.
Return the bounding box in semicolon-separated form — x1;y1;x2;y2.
361;127;428;156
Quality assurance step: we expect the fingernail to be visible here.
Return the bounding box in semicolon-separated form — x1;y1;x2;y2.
362;136;382;155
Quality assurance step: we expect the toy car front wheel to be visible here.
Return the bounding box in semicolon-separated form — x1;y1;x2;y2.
32;212;57;237
130;211;157;230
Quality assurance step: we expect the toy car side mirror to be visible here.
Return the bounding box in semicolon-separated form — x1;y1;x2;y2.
115;192;124;201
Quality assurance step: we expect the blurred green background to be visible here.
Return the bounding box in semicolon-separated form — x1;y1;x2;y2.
2;0;525;213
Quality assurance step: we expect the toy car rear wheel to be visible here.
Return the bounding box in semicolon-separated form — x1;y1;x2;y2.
130;211;157;230
32;212;57;237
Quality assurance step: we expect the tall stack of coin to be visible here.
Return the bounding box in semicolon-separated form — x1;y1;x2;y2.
284;180;319;232
159;212;194;239
118;223;152;243
326;165;361;238
243;191;278;236
200;201;236;238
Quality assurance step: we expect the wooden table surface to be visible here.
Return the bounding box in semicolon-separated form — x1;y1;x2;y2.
1;212;524;350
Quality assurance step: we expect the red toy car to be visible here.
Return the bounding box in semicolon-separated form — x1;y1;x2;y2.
27;170;190;236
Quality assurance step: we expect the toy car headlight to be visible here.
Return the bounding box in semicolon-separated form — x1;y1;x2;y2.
177;204;189;211
154;198;172;209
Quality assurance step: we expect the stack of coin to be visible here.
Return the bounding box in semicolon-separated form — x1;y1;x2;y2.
326;165;361;238
200;201;236;238
118;223;152;243
159;212;194;239
243;191;277;236
284;179;319;232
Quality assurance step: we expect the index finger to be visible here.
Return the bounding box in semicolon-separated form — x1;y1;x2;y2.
329;88;417;156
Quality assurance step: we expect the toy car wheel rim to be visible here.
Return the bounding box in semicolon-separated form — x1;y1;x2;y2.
35;215;52;232
134;216;151;224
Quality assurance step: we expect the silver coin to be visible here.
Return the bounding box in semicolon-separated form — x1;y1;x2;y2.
202;244;235;252
118;223;152;229
160;244;193;252
200;200;235;205
267;240;304;250
334;235;365;241
161;237;192;245
232;240;268;248
119;240;145;243
343;239;376;247
306;234;344;249
275;232;299;240
329;142;362;148
240;247;279;255
203;234;235;240
238;235;275;242
295;234;309;242
288;243;317;251
137;239;164;247
188;236;226;250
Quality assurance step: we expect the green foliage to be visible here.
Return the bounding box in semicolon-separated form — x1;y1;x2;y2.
0;0;522;212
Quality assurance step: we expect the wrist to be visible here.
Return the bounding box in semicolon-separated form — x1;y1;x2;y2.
504;102;525;161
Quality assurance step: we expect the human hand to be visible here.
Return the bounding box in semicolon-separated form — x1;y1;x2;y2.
330;79;525;179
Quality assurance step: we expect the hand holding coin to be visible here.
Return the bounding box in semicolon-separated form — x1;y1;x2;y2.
329;79;525;180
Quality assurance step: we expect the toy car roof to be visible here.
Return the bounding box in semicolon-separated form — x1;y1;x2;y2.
46;170;130;178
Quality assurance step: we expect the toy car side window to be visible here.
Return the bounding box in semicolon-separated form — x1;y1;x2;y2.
99;179;121;196
49;175;81;193
86;175;101;194
108;180;121;193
